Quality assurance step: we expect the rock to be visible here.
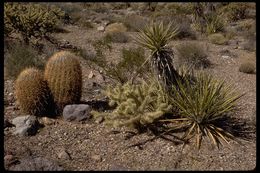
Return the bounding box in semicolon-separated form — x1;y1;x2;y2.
4;119;14;128
95;116;104;124
91;155;102;162
88;71;95;79
63;104;92;122
95;73;105;83
97;26;105;32
58;149;71;160
9;157;64;171
39;117;56;126
221;55;231;59
11;115;41;136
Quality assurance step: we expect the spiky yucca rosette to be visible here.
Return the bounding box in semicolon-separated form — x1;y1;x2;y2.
134;21;182;90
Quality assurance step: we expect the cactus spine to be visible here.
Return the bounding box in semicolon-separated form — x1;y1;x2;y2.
15;67;54;116
44;51;82;114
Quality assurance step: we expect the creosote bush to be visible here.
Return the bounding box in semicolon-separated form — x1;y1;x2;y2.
176;42;211;69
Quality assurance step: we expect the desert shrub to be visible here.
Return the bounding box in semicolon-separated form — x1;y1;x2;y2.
208;33;228;45
242;24;256;52
4;3;65;44
123;14;149;31
91;44;149;84
154;15;196;39
239;62;256;74
176;42;211;69
163;72;243;148
110;2;130;10
104;31;129;43
4;43;45;78
204;13;225;34
222;3;249;22
91;79;172;132
105;23;128;33
191;3;225;35
165;3;193;15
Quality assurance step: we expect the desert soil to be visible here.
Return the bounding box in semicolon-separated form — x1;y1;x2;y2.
4;3;256;171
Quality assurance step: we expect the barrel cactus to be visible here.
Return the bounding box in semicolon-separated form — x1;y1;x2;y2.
15;67;55;116
44;51;82;114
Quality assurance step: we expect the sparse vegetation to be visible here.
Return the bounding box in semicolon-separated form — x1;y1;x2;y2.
92;79;172;132
208;33;228;45
4;43;45;78
176;42;211;69
4;3;65;44
104;31;129;43
239;62;256;74
163;72;243;148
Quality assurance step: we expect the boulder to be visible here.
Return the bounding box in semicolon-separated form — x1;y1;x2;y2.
11;115;41;136
63;104;92;122
9;157;64;171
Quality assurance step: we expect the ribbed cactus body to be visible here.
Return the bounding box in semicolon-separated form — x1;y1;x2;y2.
15;68;54;116
44;51;82;113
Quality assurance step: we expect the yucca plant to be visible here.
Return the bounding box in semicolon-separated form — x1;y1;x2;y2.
161;72;243;149
134;21;182;90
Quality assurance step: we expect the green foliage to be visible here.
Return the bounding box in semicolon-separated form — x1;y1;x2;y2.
134;21;181;90
91;45;148;84
205;14;225;35
4;43;45;79
135;21;179;53
104;31;129;43
44;51;82;114
208;33;228;45
4;3;65;44
164;72;243;148
239;62;256;74
15;68;55;116
176;42;211;69
92;80;172;132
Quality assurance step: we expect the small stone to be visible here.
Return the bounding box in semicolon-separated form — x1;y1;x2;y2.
221;55;231;59
91;155;102;162
58;150;71;160
97;26;105;32
95;116;104;124
88;71;95;79
39;117;55;125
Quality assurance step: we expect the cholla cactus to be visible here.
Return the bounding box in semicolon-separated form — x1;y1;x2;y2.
92;80;172;132
134;21;182;91
4;3;64;44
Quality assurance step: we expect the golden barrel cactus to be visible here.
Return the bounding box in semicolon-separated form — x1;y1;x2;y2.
15;68;54;116
44;51;82;114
